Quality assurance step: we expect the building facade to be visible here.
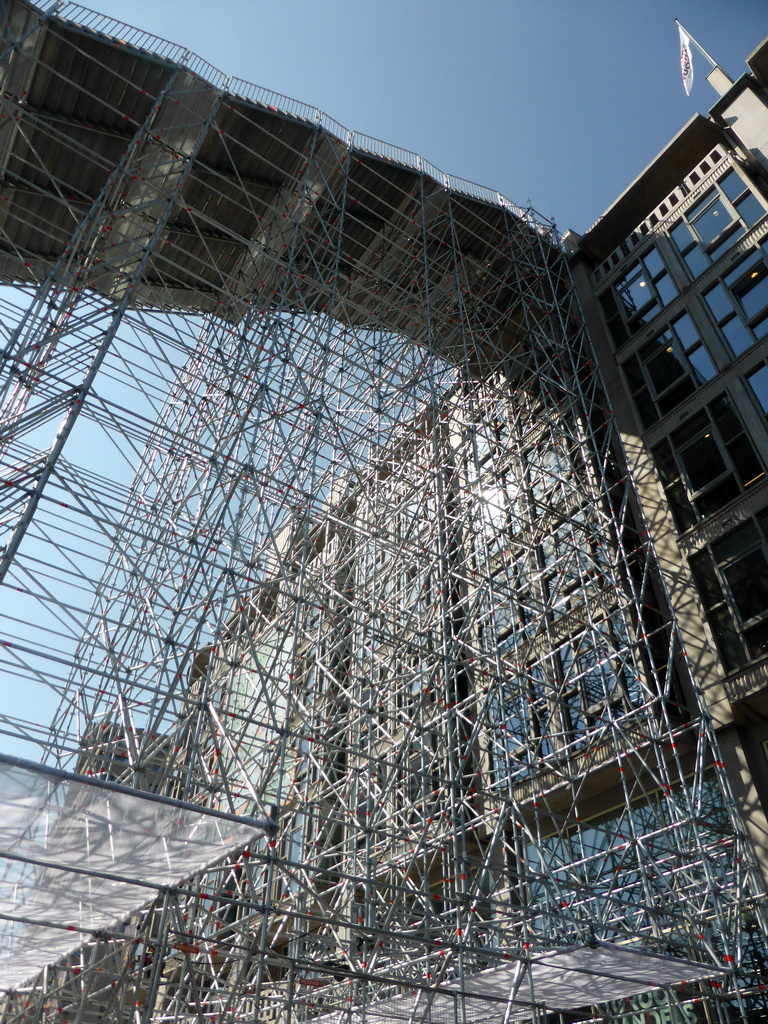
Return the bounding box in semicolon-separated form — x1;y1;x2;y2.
567;34;768;898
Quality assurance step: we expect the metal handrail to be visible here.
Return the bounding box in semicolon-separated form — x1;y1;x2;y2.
41;0;548;231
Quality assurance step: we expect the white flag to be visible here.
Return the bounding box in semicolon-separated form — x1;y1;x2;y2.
679;25;694;95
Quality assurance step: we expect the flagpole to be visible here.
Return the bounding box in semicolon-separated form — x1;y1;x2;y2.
674;18;718;70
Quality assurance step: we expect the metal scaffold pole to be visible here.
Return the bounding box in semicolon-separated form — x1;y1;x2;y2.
0;3;766;1024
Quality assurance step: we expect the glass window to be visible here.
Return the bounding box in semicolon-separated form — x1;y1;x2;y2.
610;248;675;335
693;516;768;671
736;192;765;228
616;264;649;318
599;290;628;348
710;393;743;442
689;549;724;606
695;476;741;517
674;313;716;383
672;312;698;348
653;396;764;528
688;345;716;383
654;273;677;305
623;356;644;393
728;436;764;487
703;251;768;356
657;378;696;415
754;312;768;343
689;194;734;246
746;619;768;661
643;247;665;278
625;316;717;424
644;340;685;393
747;365;768;414
670;169;764;279
691;548;747;671
683;245;709;276
718;169;747;203
704;283;732;321
724;251;762;287
679;432;726;490
723;550;768;621
634;386;658;429
671;221;693;250
734;265;768;321
722;317;753;355
672;409;710;447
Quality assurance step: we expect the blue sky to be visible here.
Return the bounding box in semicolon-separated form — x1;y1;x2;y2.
65;0;766;233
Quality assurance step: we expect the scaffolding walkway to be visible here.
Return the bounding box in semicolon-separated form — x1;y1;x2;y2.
0;2;765;1023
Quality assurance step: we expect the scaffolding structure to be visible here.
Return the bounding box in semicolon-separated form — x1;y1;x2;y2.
0;2;766;1022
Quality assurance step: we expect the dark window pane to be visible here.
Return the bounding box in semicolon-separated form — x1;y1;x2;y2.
634;387;658;429
688;345;716;383
623;355;644;393
708;605;748;671
609;320;628;347
600;291;628;347
753;312;768;341
629;301;660;329
724;252;762;287
673;313;699;350
671;409;710;448
615;265;648;316
726;436;763;487
671;221;692;250
684;246;709;275
712;521;761;563
711;226;743;260
690;551;725;610
643;248;664;278
645;345;685;393
704;284;732;322
735;192;765;228
723;551;768;621
688;190;717;222
680;433;726;490
718;169;747;203
735;265;768;320
721;316;753;355
709;395;742;442
695;476;740;517
600;291;620;322
745;619;768;661
655;273;677;305
653;439;679;484
747;365;768;414
691;195;734;246
657;377;696;415
666;483;697;531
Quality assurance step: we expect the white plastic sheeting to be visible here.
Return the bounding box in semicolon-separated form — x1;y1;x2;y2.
314;944;724;1024
0;756;275;990
443;942;723;1010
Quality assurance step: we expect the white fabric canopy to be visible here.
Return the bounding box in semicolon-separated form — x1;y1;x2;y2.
0;756;275;990
443;942;723;1010
314;944;724;1024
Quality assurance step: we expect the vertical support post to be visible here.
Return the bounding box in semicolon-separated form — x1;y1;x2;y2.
0;67;221;582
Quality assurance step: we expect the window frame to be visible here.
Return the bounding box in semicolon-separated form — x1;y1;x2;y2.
652;394;764;531
703;244;768;354
622;313;716;428
611;247;677;335
671;167;766;274
689;511;768;671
